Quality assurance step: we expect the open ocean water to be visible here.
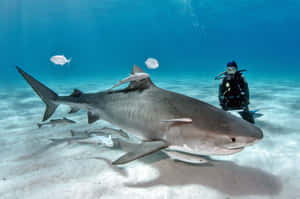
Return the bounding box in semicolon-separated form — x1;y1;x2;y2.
1;0;300;199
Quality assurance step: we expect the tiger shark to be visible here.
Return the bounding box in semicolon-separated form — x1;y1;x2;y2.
16;65;263;165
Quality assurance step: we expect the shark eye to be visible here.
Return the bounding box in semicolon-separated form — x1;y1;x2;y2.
231;137;236;142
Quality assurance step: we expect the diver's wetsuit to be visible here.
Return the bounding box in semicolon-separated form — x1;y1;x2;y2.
219;71;255;123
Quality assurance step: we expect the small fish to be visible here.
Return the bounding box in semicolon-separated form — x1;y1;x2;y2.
70;127;129;139
51;134;114;147
109;72;149;90
93;127;129;139
77;134;114;147
50;136;89;143
70;129;89;137
50;55;71;66
37;117;76;128
145;57;159;69
70;129;107;137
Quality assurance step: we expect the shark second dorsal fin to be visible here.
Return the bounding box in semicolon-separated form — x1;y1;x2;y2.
70;89;83;97
128;65;154;90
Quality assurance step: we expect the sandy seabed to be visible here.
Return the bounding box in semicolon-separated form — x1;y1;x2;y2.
0;77;299;199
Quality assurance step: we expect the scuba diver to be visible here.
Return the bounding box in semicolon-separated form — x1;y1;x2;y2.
215;61;255;123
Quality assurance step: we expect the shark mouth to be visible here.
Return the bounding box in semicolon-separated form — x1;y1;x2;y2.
217;146;245;155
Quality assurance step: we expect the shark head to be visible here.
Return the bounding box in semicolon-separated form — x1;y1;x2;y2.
167;110;263;156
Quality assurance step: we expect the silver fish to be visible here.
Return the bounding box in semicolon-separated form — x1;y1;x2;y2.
37;117;76;128
50;55;71;66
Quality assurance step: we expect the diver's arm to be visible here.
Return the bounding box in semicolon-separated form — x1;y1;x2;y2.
240;75;249;105
218;79;226;109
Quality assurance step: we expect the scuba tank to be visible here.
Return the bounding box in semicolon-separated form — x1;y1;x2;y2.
213;69;247;96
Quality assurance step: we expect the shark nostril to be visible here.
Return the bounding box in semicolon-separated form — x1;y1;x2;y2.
231;137;236;142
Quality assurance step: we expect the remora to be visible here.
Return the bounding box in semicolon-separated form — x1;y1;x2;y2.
16;65;263;165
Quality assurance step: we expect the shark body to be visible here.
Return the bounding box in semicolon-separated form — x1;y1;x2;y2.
17;65;263;165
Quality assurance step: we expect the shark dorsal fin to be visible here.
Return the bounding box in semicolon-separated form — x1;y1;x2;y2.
131;64;145;74
128;65;154;89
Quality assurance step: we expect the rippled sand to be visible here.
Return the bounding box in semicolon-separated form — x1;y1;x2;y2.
0;77;299;199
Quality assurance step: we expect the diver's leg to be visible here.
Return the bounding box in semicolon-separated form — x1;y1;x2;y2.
240;106;255;123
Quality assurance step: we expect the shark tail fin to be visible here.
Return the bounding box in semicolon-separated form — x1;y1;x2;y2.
16;66;58;121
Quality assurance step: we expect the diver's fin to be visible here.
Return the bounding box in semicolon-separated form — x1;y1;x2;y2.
87;112;100;124
253;112;264;118
69;107;80;114
16;66;58;121
112;140;168;165
160;118;192;123
249;109;259;114
163;150;208;164
249;109;264;119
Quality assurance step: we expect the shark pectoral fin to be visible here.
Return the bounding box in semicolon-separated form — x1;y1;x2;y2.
160;118;192;123
69;106;80;114
87;112;100;124
112;140;168;165
163;150;209;164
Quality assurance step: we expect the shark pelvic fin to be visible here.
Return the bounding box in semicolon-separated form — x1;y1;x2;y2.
87;112;100;124
112;140;168;165
16;66;58;121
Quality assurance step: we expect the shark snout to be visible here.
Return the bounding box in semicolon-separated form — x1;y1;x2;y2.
224;124;263;150
249;125;264;141
240;125;263;147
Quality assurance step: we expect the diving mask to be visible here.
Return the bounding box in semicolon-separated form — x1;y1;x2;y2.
227;67;237;75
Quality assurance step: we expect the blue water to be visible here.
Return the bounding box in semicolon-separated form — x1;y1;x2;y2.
1;0;300;84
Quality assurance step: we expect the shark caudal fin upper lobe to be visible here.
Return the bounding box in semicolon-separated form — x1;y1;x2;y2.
16;66;58;121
